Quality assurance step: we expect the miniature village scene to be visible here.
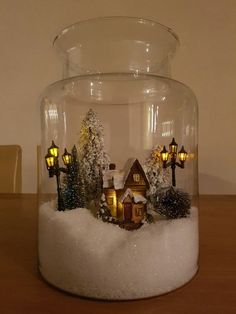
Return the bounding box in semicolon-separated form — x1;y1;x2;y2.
45;109;191;231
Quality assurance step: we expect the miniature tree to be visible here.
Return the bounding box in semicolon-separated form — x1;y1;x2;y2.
62;145;85;209
157;186;191;219
78;109;110;204
144;145;170;210
97;193;118;223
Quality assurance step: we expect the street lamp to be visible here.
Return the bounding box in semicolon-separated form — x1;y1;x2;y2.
160;138;188;187
45;141;72;211
62;148;72;166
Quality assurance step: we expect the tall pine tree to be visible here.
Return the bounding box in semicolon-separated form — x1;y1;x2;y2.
78;109;110;205
62;145;85;209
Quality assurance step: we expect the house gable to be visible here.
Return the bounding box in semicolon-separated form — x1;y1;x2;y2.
103;159;150;190
119;188;133;204
124;159;150;189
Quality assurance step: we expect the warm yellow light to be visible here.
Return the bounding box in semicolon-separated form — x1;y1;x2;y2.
179;153;186;161
152;145;162;160
49;140;59;157
133;173;140;182
113;195;117;208
45;153;55;168
62;148;72;165
169;138;178;153
178;146;188;162
160;146;169;162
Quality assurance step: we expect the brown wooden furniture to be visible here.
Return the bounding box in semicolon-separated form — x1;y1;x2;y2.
0;145;22;193
0;194;235;313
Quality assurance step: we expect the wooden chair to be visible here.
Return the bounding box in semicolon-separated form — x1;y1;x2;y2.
0;145;22;193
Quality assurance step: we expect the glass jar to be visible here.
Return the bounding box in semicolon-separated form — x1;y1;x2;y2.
39;17;198;300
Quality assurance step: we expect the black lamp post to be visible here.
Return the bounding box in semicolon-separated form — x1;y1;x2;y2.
45;141;72;211
160;138;188;187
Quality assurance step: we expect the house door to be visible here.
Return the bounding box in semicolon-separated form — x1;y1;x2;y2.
124;202;132;222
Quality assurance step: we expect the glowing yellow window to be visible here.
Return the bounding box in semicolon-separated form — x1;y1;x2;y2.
107;197;113;205
135;207;143;216
133;173;140;182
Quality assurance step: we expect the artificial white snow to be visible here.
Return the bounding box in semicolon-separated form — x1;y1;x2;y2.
118;188;147;204
38;202;198;300
133;193;147;204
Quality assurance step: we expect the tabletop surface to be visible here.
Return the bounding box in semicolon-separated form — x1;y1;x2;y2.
0;194;235;314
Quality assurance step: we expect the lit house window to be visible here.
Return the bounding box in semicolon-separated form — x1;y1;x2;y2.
133;174;140;182
107;197;113;205
135;207;143;216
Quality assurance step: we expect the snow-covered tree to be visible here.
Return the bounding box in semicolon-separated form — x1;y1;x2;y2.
62;145;85;209
97;193;117;223
78;109;110;204
157;186;191;219
144;145;170;210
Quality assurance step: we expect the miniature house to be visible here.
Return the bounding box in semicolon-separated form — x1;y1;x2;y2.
103;159;150;224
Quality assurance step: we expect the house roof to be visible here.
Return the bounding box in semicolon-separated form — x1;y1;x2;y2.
103;158;150;190
124;159;150;188
118;188;147;204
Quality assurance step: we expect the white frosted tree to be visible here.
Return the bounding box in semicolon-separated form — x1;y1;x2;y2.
78;109;110;204
144;145;170;210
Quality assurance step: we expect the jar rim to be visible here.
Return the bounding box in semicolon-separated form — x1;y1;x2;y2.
53;16;180;50
53;16;180;77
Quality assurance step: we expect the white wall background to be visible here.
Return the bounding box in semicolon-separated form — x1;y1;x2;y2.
0;0;235;194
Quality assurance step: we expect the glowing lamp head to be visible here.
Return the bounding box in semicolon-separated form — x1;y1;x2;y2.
49;140;59;158
45;152;55;169
160;146;169;162
45;150;55;177
178;146;188;162
62;148;72;166
169;138;178;153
